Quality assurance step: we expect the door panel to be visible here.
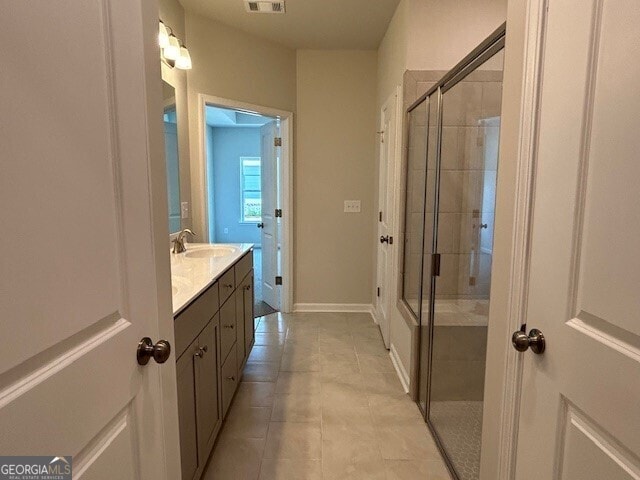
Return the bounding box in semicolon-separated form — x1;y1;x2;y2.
376;91;398;347
260;121;279;309
515;0;640;476
74;409;137;479
0;1;177;477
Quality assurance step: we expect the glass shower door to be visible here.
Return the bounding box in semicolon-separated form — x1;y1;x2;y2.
427;49;504;480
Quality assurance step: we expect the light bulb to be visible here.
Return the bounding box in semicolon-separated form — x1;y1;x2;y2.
176;46;192;70
158;21;169;48
164;34;180;60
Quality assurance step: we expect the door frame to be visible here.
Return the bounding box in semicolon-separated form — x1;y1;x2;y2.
196;94;294;313
374;85;402;346
479;0;546;479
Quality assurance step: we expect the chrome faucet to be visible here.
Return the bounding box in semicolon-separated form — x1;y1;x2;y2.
172;229;195;254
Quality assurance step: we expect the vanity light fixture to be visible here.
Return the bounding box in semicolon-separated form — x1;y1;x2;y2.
159;20;193;70
175;46;192;70
158;21;170;48
164;34;181;60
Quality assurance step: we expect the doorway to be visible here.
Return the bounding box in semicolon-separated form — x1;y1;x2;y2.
201;97;293;316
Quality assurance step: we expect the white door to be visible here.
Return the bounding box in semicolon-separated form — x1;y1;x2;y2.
375;91;398;347
0;2;180;479
515;1;640;478
260;121;280;310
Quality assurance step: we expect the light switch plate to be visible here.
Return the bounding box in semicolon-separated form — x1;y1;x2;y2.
181;202;189;219
344;200;361;213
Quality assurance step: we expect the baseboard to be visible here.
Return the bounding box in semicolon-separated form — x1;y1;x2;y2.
293;303;374;314
370;305;380;324
389;343;410;394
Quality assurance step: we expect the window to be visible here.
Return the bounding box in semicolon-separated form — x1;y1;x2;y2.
240;157;261;222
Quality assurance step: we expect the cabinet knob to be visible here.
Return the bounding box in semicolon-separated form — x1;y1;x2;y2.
244;284;251;291
224;324;234;329
223;283;233;289
201;345;208;353
226;376;235;381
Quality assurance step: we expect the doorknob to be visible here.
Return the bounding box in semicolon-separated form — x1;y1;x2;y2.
511;328;546;354
380;235;393;244
257;222;264;228
137;337;172;365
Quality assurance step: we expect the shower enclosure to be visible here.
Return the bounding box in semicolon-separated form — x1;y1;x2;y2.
402;25;505;480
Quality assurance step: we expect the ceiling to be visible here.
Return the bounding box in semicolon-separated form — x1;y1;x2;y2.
179;0;401;49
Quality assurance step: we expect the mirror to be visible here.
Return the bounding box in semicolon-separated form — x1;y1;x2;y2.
163;80;181;234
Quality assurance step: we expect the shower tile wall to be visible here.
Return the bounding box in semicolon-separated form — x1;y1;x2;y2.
435;70;501;402
435;70;502;303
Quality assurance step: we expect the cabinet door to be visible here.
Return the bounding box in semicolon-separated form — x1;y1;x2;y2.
235;288;246;372
221;343;238;418
195;317;221;464
176;343;198;480
244;273;255;356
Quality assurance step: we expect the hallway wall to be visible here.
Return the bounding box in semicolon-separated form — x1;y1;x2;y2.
295;50;378;306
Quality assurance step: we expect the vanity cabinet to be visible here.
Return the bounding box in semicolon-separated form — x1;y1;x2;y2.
174;250;254;480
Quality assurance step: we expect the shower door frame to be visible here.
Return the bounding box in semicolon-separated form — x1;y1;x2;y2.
407;23;507;480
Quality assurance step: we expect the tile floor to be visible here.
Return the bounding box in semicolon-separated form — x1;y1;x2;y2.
202;311;451;480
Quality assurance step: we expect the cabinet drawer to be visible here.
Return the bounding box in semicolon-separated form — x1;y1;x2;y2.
219;294;236;362
218;268;235;304
174;282;219;359
235;251;253;284
221;343;237;418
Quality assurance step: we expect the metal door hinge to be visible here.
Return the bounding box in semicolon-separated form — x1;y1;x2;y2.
432;253;441;277
275;208;282;218
379;211;382;222
274;137;282;147
275;276;283;285
377;287;380;297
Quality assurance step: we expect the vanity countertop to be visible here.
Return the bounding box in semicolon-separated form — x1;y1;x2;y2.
170;242;254;316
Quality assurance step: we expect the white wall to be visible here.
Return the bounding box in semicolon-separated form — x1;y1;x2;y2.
375;0;507;387
377;0;409;108
407;0;506;71
295;50;378;306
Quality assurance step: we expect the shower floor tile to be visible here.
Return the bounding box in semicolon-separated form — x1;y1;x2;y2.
429;400;483;480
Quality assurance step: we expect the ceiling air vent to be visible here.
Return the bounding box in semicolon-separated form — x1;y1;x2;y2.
245;1;285;13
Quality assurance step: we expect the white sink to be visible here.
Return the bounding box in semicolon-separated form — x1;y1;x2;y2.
184;245;238;259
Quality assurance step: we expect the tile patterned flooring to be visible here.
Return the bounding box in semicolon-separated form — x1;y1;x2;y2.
202;312;451;480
